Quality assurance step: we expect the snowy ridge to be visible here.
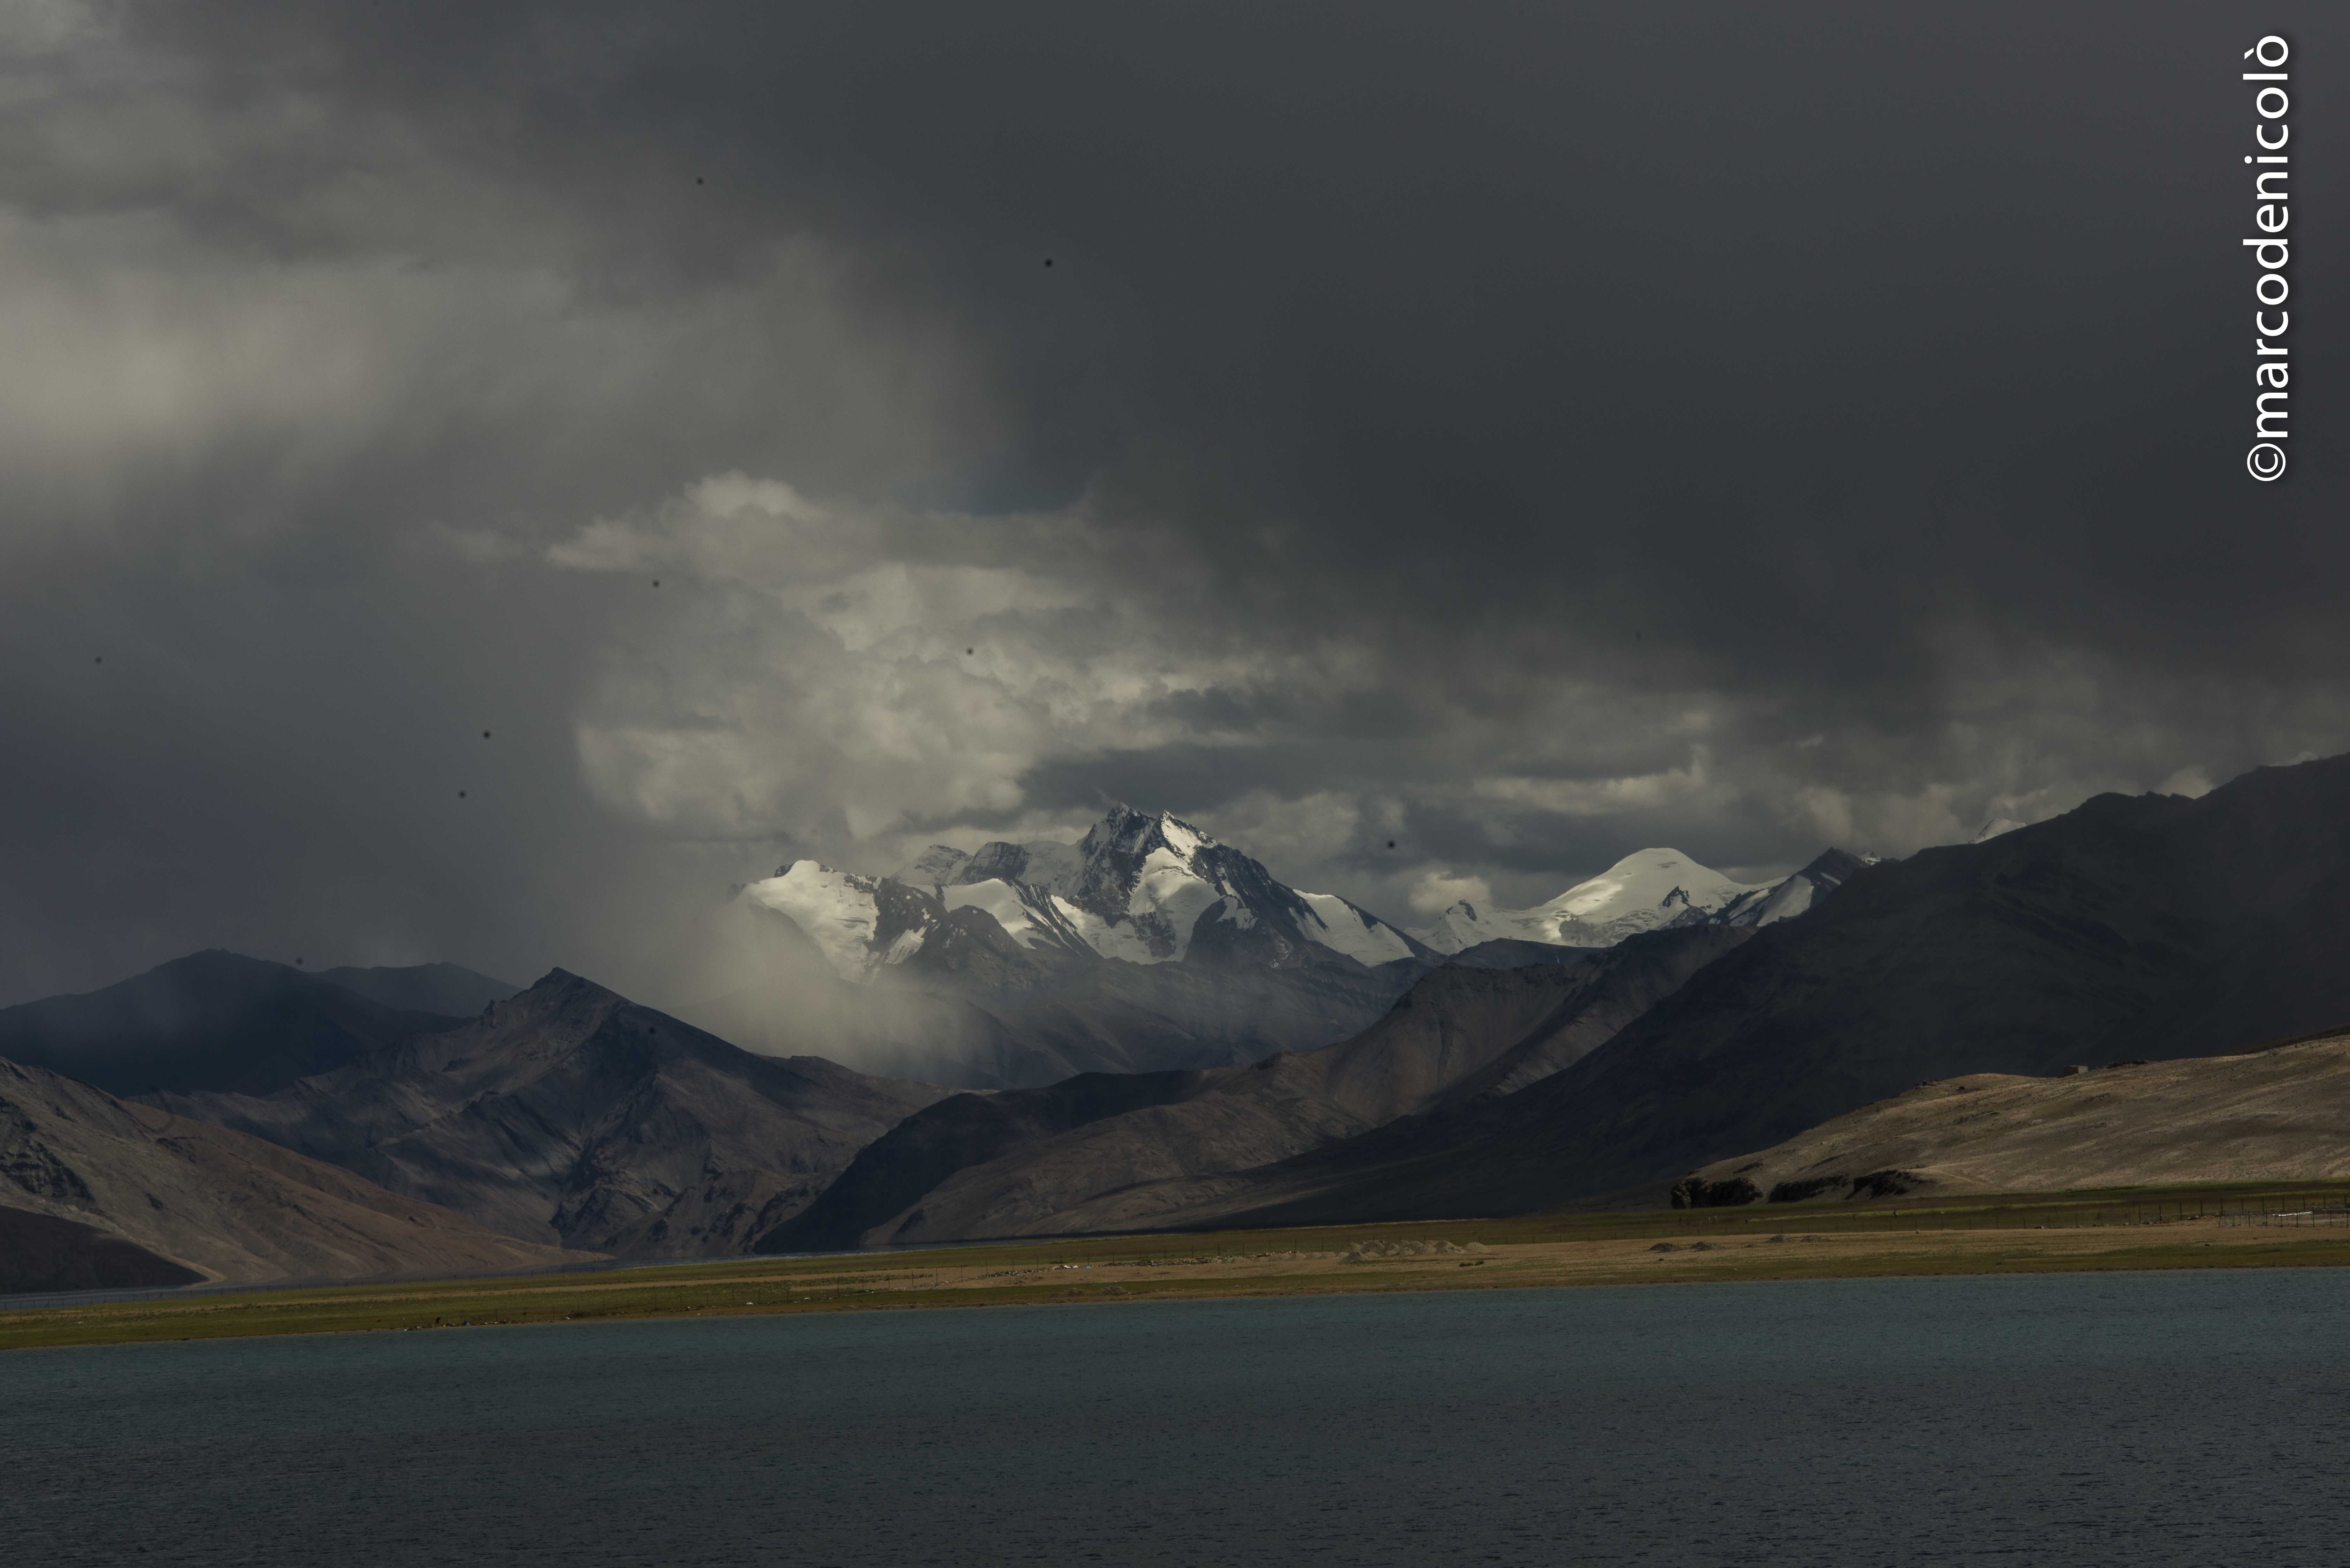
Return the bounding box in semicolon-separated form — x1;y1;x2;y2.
761;804;1429;980
1295;892;1420;966
740;861;941;981
1414;849;1758;954
753;815;1871;984
941;876;1155;965
1710;875;1816;928
956;804;1425;967
1709;848;1878;928
1415;846;1878;955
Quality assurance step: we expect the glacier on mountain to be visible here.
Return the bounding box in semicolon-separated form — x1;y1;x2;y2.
740;862;939;981
1293;891;1420;967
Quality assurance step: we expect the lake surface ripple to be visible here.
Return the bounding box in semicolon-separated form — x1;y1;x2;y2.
6;1269;2348;1565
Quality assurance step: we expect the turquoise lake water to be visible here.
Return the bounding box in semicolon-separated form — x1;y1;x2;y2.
6;1269;2348;1565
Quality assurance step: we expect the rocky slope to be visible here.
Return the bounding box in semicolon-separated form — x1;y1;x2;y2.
150;970;952;1257
1671;1024;2350;1205
0;951;470;1097
762;924;1753;1248
0;1055;575;1292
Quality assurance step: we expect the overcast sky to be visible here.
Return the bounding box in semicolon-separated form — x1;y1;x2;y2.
2;1;2342;1006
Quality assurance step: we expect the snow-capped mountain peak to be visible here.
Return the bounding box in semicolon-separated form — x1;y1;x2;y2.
1415;899;1496;956
1413;848;1758;954
1535;848;1751;924
1411;845;1881;954
772;805;1427;980
1030;803;1373;965
754;826;1876;982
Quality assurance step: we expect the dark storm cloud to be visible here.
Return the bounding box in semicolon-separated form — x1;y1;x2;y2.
3;1;2345;1000
189;0;2339;655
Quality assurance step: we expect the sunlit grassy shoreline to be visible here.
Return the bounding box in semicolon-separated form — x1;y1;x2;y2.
11;1179;2350;1353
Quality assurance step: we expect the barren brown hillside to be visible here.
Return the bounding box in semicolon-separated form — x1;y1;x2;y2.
1677;1025;2350;1204
1;1057;579;1290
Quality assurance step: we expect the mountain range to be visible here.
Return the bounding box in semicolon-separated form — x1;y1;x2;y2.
697;805;1845;1090
686;805;1455;1089
1110;754;2350;1228
12;753;2350;1286
739;757;2350;1240
755;807;1856;982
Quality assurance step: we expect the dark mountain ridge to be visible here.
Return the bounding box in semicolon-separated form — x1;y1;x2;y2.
0;951;469;1098
762;924;1753;1249
308;961;518;1018
1180;754;2350;1226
